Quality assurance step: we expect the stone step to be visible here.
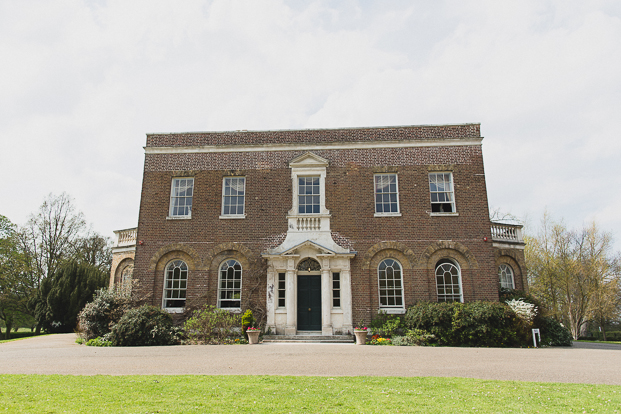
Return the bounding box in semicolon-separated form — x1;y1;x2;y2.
262;334;354;343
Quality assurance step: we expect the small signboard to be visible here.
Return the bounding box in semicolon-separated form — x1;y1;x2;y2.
532;328;541;348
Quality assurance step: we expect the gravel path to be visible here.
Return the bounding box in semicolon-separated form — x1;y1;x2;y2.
1;334;620;385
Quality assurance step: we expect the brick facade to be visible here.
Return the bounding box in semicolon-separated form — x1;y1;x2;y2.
112;124;526;334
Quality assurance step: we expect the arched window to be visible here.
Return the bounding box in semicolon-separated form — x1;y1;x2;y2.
378;259;404;310
435;259;462;302
121;265;133;287
297;257;321;272
218;259;242;308
163;260;188;309
499;264;515;289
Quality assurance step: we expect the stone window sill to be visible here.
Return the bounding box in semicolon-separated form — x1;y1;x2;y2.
374;212;402;217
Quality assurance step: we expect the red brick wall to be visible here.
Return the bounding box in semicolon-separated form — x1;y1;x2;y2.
133;125;520;324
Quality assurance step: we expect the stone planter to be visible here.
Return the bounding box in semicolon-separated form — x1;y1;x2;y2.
247;330;260;344
354;329;368;345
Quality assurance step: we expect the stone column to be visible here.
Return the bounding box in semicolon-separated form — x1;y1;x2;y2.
285;258;296;335
266;264;276;333
341;268;353;334
321;259;333;335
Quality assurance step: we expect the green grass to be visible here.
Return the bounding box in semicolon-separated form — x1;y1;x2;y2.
1;375;620;413
576;339;621;345
0;328;49;344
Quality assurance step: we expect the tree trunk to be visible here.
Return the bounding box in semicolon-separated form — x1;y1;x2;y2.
35;324;41;335
5;321;12;340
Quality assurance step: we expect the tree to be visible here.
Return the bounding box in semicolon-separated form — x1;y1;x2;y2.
526;213;621;340
70;230;112;273
21;193;87;283
20;193;111;332
33;260;108;333
0;215;36;339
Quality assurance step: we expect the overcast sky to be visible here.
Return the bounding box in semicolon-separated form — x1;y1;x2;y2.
1;0;620;248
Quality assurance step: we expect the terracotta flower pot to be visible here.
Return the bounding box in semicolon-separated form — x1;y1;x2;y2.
354;329;368;345
247;330;260;344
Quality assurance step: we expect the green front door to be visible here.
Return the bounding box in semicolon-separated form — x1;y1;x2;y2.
297;275;321;331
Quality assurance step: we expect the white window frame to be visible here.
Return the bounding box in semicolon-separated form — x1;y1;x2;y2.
428;172;457;215
162;260;188;313
332;272;341;308
297;175;321;214
288;153;330;218
435;259;463;303
374;173;401;217
277;272;286;308
218;259;242;310
499;264;515;289
220;176;246;219
168;177;194;219
378;259;405;314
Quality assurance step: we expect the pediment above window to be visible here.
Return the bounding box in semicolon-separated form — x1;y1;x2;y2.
289;152;329;168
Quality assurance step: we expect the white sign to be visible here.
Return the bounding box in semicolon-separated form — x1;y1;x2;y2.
532;328;541;348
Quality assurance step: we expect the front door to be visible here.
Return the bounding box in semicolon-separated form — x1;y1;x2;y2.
297;275;321;330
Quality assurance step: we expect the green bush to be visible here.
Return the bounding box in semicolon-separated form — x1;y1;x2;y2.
404;302;454;344
392;329;437;346
110;305;180;346
404;301;525;347
31;261;108;333
369;311;402;337
77;288;132;341
183;305;241;344
535;316;572;346
86;336;112;347
241;309;256;339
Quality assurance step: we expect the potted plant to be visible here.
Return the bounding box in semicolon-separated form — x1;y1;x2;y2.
353;324;368;345
246;326;260;344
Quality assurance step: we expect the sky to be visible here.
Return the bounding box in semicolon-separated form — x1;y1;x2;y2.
1;0;620;248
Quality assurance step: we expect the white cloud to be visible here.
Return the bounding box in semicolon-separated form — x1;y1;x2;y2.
0;0;619;248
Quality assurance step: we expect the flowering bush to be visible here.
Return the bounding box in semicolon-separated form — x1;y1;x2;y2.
505;298;537;322
369;336;392;345
246;327;259;331
355;326;368;331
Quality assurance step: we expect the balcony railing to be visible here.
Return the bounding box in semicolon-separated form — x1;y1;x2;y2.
113;227;137;247
287;214;331;233
490;222;523;244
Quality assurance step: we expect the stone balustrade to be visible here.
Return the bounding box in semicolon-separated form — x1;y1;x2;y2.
113;228;137;247
490;222;523;243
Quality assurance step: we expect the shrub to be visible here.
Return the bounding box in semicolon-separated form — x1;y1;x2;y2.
505;299;537;323
535;316;572;346
110;305;180;346
392;329;437;346
404;302;454;344
31;261;108;333
77;287;132;341
369;311;402;337
183;305;241;344
241;309;256;339
405;301;525;347
86;336;112;347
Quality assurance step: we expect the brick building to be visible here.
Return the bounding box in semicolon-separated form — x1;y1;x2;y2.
110;124;526;336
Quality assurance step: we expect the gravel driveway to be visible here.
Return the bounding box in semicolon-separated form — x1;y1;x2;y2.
1;334;620;385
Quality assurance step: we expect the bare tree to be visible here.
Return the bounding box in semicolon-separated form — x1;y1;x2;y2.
21;193;86;282
526;213;621;340
70;229;112;273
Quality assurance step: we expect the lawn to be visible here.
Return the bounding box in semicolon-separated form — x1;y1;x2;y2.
576;339;621;345
1;375;619;413
0;328;47;344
